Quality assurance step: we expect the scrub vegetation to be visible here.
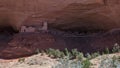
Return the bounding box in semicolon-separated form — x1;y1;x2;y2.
33;43;120;68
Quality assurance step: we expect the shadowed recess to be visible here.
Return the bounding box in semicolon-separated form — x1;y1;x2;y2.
0;26;18;35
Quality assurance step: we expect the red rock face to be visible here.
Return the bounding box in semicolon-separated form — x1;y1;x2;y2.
0;0;120;31
43;0;120;31
0;29;120;59
1;0;120;59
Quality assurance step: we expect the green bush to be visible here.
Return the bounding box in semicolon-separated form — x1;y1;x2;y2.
82;59;91;68
45;48;65;58
91;52;100;59
76;52;84;61
105;48;110;54
71;49;79;57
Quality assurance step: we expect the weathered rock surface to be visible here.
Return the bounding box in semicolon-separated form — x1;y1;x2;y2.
0;0;120;31
0;28;120;59
0;0;120;62
0;32;67;59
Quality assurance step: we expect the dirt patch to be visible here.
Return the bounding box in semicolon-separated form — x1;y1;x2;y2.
0;54;58;68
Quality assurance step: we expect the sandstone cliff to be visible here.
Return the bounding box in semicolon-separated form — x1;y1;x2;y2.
0;0;119;31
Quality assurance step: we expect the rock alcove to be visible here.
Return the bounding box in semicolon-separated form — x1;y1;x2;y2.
0;26;18;34
0;26;18;41
0;0;120;59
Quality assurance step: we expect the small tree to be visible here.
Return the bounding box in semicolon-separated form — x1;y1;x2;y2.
105;48;110;54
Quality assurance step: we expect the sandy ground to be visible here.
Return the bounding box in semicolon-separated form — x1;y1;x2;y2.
0;54;58;68
90;53;120;68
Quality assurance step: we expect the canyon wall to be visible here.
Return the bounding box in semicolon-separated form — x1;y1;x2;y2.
0;0;120;31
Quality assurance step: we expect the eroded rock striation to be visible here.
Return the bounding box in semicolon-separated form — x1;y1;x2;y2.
0;28;120;59
0;0;119;31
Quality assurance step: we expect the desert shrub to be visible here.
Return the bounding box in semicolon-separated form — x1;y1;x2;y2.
64;48;72;59
82;59;91;68
18;58;25;63
91;52;100;59
33;46;120;68
86;53;92;60
45;48;65;58
55;49;65;58
76;52;84;61
112;43;120;53
71;49;79;58
105;48;110;54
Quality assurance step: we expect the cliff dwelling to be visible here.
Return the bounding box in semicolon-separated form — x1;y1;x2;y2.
0;0;119;60
20;21;48;32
